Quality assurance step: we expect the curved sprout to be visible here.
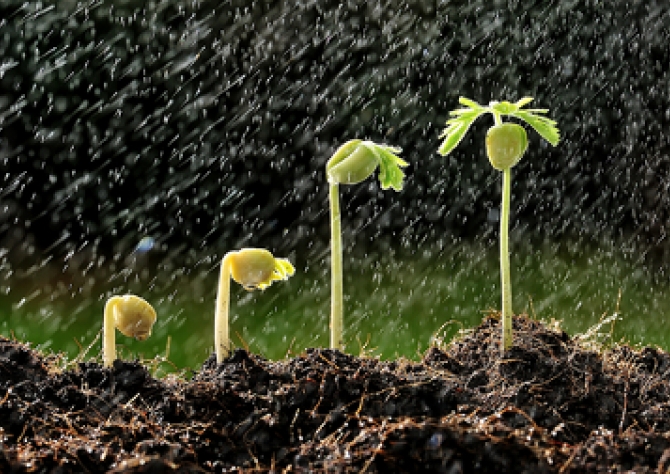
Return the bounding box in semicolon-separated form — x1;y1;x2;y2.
103;294;157;368
215;248;295;362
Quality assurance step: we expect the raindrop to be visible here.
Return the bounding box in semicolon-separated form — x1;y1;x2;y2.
133;237;156;254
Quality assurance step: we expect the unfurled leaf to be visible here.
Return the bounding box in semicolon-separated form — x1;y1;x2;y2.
438;96;560;156
511;111;560;146
375;144;408;191
438;108;485;156
514;97;534;108
458;97;484;109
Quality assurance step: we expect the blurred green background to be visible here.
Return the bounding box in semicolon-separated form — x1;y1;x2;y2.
3;238;668;375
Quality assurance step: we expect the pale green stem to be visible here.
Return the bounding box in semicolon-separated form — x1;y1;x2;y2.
500;167;513;352
215;253;233;362
329;183;344;350
103;297;119;368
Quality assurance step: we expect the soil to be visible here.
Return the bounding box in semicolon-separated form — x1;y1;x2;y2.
2;315;670;473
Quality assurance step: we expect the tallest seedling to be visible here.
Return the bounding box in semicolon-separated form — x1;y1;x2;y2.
438;97;560;353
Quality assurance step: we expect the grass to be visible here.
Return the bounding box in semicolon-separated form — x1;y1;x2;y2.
2;239;670;373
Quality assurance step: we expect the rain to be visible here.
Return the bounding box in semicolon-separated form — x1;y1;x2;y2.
1;0;670;371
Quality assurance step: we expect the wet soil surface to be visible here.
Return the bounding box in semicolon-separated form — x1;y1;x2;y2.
2;315;670;473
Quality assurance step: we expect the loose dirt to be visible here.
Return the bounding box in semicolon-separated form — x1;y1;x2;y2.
2;315;670;473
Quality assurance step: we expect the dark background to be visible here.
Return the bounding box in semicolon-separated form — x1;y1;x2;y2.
2;0;669;277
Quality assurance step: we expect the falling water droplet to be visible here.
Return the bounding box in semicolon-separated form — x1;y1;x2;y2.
134;236;155;254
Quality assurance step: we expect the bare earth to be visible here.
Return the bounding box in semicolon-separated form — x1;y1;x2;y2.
2;315;669;473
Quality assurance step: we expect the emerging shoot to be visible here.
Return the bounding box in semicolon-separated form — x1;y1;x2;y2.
103;294;157;368
215;248;295;362
326;139;408;351
438;97;560;353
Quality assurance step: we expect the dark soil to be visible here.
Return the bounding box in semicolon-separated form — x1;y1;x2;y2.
2;315;670;473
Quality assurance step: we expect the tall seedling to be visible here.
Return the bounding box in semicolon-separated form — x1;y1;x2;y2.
438;97;560;353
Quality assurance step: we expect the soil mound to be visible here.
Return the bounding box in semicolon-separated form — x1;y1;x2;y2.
2;315;669;473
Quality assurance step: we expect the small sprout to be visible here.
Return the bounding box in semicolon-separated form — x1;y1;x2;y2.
215;248;295;362
438;97;560;353
326;139;408;351
103;294;157;368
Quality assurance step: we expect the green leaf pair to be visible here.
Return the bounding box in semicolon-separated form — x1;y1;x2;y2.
438;97;560;157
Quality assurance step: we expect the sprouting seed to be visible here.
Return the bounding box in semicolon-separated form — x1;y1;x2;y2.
214;248;295;363
438;97;560;353
103;294;157;368
326;139;408;351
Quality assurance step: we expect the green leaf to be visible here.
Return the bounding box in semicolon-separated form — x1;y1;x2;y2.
521;108;549;114
458;97;484;109
438;109;484;156
514;97;534;108
449;107;477;117
511;111;560;146
438;97;487;155
374;144;408;191
438;121;466;156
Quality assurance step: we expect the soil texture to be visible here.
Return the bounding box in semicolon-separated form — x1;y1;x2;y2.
2;315;670;473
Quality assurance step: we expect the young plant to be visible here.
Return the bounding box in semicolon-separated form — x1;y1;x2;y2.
215;248;295;362
103;294;157;367
326;139;408;350
438;97;560;353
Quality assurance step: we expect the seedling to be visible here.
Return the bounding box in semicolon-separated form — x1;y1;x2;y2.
438;97;560;353
215;248;295;362
326;139;408;350
103;294;157;367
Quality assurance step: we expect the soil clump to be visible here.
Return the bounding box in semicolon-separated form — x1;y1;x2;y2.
2;315;670;473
